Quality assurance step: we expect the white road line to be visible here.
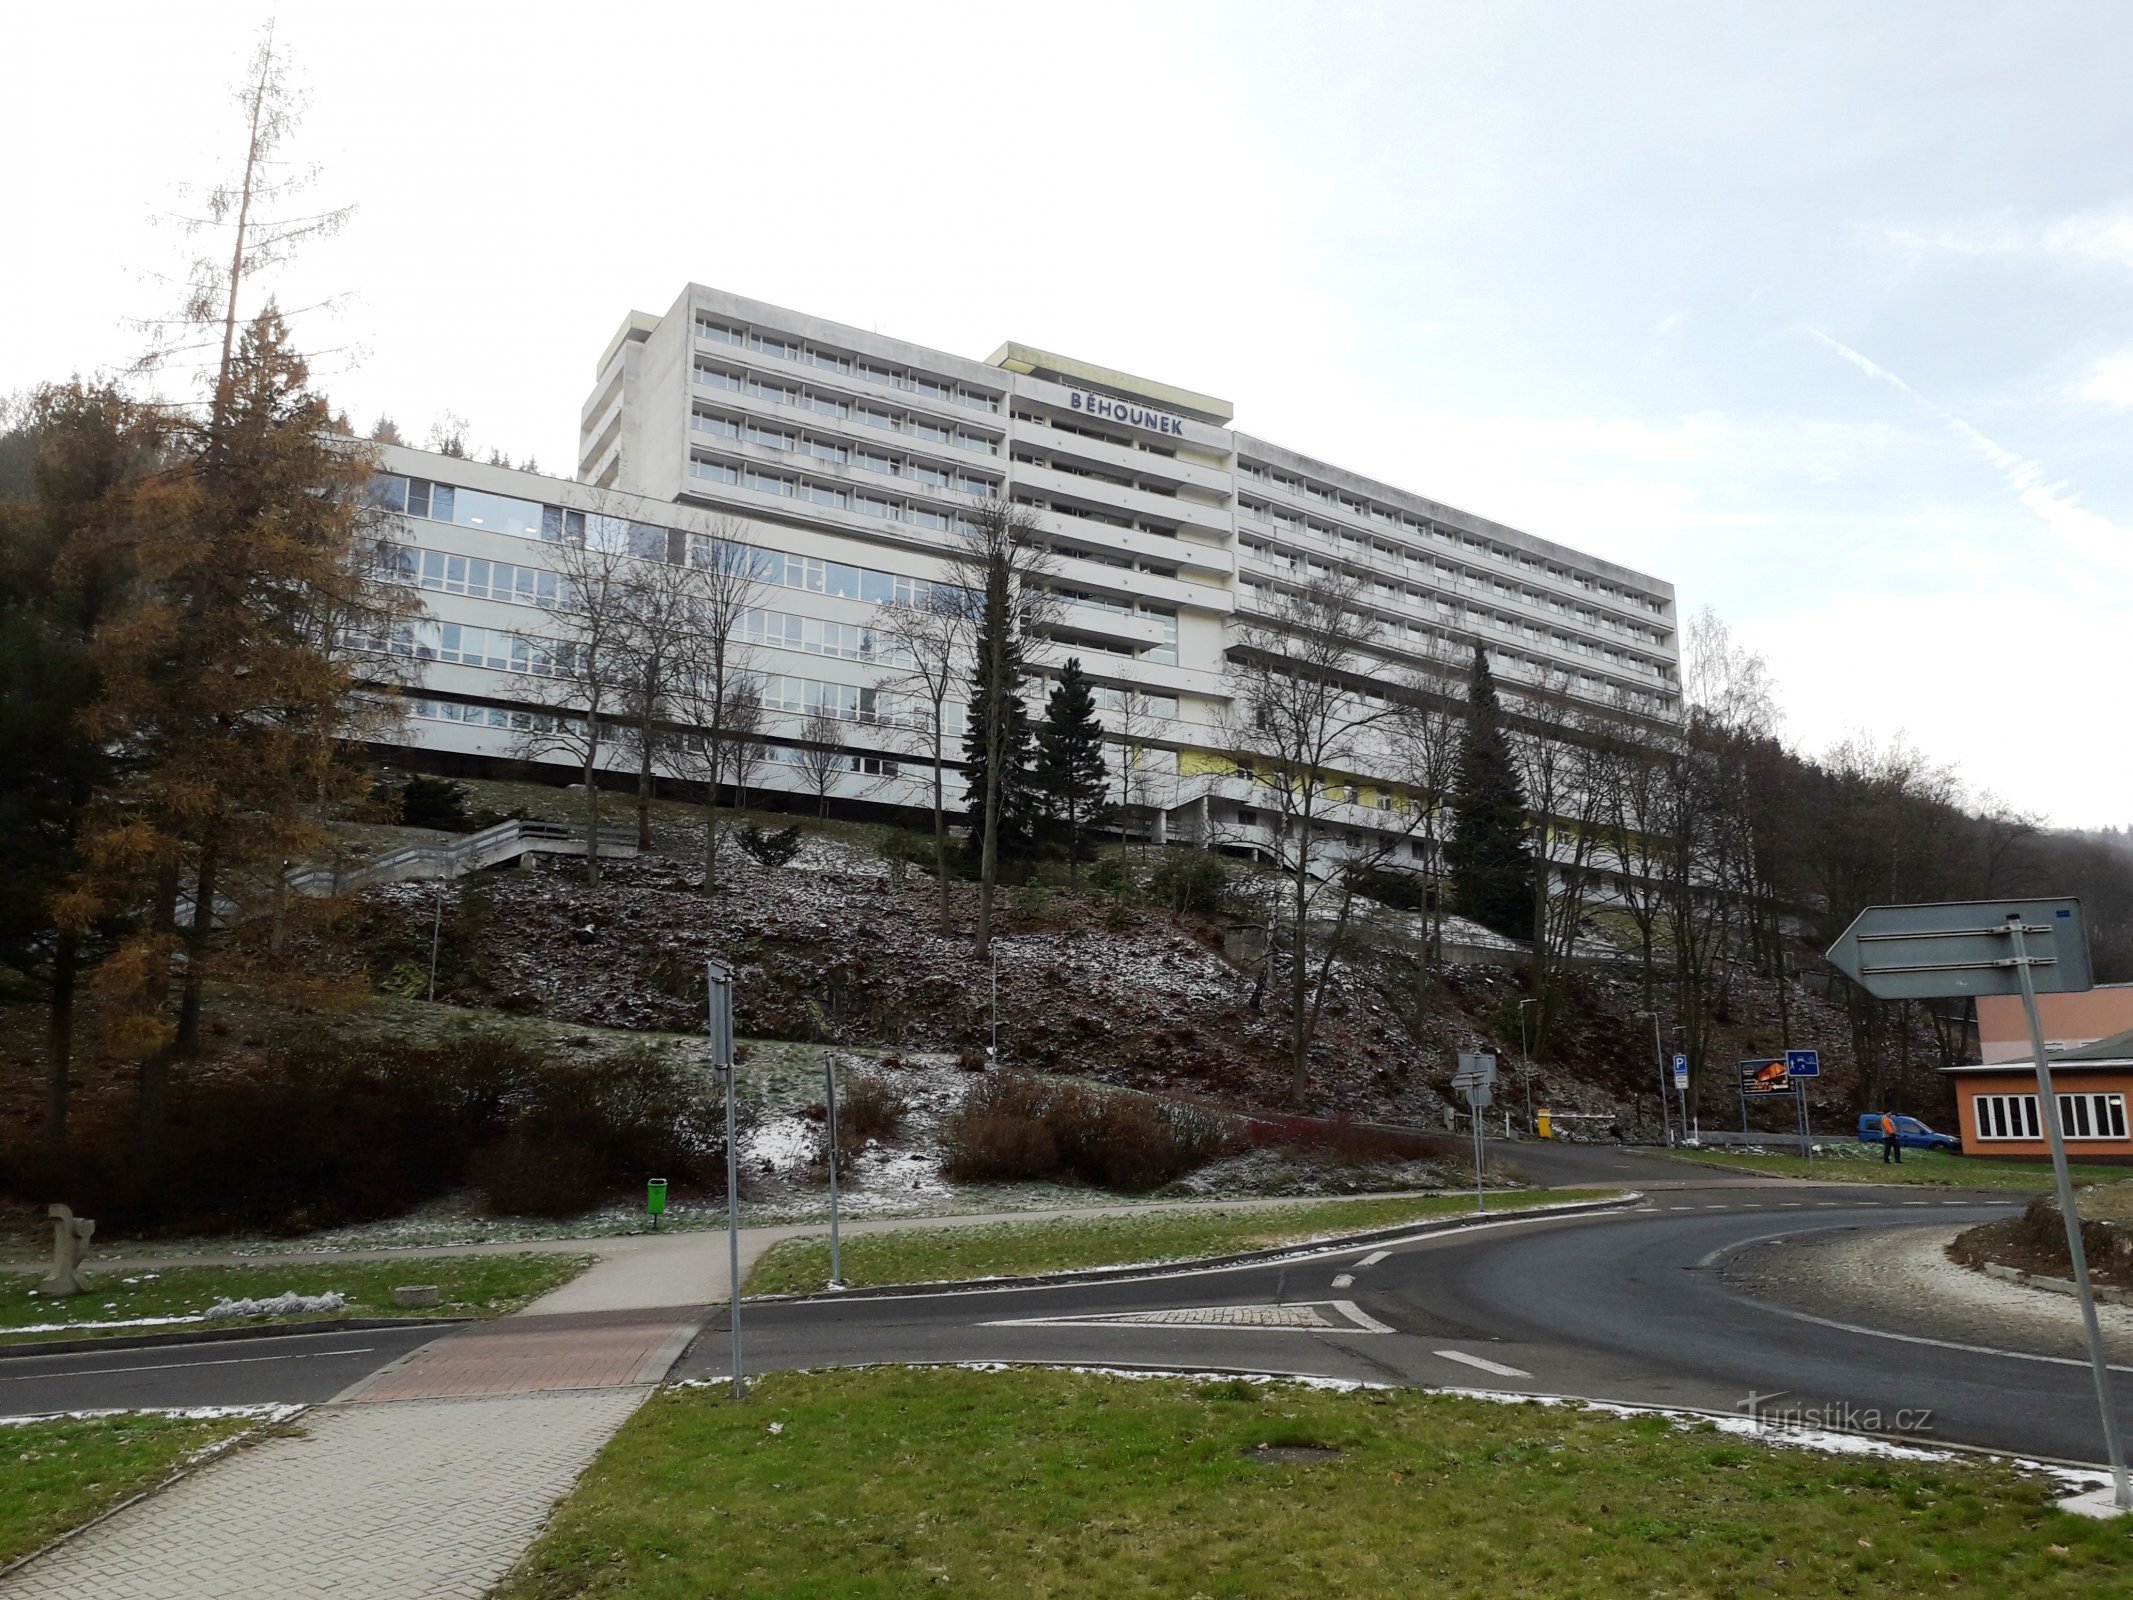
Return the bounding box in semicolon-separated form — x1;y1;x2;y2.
0;1346;377;1382
1331;1274;1355;1289
1755;1303;2133;1374
1333;1300;1397;1334
1903;1201;1929;1206
1433;1348;1532;1379
1355;1251;1389;1268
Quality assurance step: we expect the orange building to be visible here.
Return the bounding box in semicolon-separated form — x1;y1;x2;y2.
1941;1028;2133;1162
1975;984;2133;1063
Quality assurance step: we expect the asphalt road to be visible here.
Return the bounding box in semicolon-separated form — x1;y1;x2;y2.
16;1145;2122;1468
668;1146;2126;1467
0;1324;443;1415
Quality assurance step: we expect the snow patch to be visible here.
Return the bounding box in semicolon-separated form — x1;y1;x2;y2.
203;1291;347;1320
0;1403;303;1427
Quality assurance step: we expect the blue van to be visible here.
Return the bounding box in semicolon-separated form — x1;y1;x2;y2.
1856;1113;1962;1154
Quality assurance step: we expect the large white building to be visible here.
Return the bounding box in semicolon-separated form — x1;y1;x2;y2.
361;285;1679;860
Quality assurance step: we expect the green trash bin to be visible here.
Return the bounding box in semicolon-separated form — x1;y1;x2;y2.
646;1178;668;1218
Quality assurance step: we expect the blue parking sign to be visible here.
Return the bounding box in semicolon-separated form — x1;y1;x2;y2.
1784;1049;1820;1078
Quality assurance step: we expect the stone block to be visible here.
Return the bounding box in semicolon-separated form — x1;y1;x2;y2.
393;1285;443;1309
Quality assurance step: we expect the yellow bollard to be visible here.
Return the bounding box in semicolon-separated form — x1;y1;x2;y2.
1537;1108;1552;1140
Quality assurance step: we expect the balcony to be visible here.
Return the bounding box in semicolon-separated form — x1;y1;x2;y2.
1012;417;1233;497
1032;508;1233;580
1011;461;1231;539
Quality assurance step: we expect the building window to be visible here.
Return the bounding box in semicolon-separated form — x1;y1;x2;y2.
1973;1091;2127;1141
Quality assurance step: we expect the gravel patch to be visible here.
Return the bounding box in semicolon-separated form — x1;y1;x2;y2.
1723;1220;2133;1364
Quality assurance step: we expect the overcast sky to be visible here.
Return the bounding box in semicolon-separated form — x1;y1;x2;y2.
6;1;2129;827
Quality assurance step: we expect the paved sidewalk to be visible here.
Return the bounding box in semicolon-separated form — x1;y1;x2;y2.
0;1389;645;1600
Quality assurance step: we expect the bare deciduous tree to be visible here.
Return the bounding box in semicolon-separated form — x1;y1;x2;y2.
1223;573;1405;1100
613;550;702;849
789;707;851;818
873;582;976;924
670;524;765;892
514;524;640;887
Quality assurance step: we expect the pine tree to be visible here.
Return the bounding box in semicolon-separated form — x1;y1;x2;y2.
961;567;1038;872
962;678;1038;873
0;384;156;1164
1446;646;1535;939
1036;657;1113;885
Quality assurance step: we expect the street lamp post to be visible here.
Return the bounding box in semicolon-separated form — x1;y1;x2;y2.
1517;997;1538;1134
1636;1010;1670;1147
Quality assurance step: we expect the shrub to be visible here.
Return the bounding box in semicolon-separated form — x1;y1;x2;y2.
737;823;805;868
873;829;935;881
835;1075;909;1143
939;1073;1240;1192
1086;853;1137;899
16;1030;735;1234
1344;863;1431;913
401;774;475;831
1149;849;1229;917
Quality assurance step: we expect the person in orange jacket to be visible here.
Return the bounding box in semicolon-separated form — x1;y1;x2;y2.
1880;1111;1902;1164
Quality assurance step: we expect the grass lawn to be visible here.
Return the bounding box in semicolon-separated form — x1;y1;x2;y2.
744;1190;1614;1294
0;1410;262;1569
1661;1144;2125;1190
0;1252;592;1344
495;1367;2124;1599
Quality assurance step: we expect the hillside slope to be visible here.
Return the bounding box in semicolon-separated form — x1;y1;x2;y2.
341;823;1868;1134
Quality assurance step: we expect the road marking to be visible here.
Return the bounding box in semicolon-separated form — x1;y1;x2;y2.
1755;1303;2133;1374
0;1346;377;1382
1816;1202;1840;1207
1903;1201;1929;1206
982;1301;1394;1335
1433;1348;1532;1378
1780;1202;1804;1208
1334;1300;1397;1334
1331;1274;1355;1289
1355;1251;1389;1268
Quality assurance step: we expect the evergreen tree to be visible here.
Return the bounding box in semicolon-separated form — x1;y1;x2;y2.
0;384;154;1164
78;306;382;1144
1446;645;1535;939
960;571;1039;871
1035;657;1113;885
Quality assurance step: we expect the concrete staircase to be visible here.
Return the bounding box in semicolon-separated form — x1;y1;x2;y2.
286;818;640;897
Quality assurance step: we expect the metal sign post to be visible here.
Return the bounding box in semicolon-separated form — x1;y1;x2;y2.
1828;898;2124;1511
2007;913;2129;1511
1786;1051;1820;1162
823;1052;846;1289
1671;1052;1689;1143
707;959;744;1402
1454;1053;1498;1213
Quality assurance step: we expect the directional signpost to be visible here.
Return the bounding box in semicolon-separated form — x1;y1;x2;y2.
1828;898;2124;1511
1454;1052;1498;1213
707;959;744;1401
1785;1050;1820;1159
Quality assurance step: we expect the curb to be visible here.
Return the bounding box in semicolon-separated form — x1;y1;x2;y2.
755;1193;1640;1303
0;1316;470;1361
1981;1260;2132;1306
